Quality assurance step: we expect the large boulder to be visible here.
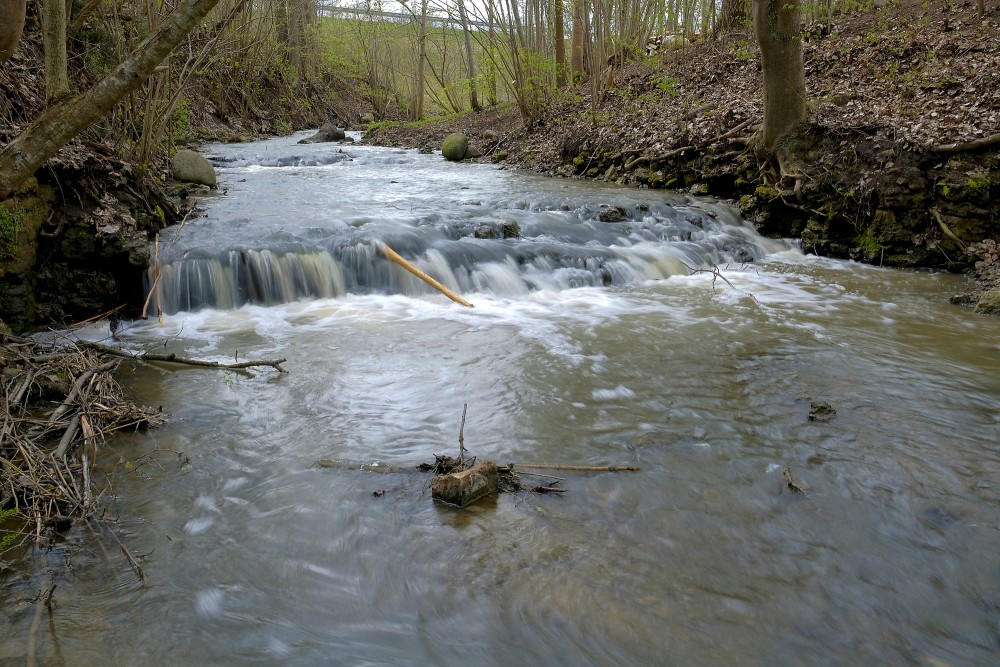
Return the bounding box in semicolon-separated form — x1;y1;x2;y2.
441;133;470;161
170;150;216;188
975;290;1000;315
298;123;346;144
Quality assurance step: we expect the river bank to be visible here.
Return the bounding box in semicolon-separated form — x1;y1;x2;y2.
366;2;999;307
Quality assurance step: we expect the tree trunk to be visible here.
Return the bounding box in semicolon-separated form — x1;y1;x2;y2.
456;0;481;111
41;0;70;102
718;0;749;32
0;0;26;63
753;0;806;154
0;0;223;200
570;0;584;78
413;0;428;120
554;0;566;86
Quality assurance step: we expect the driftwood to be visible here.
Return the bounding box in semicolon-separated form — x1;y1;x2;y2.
928;133;1000;154
930;207;966;247
625;118;757;169
79;341;286;373
0;334;164;551
513;463;640;472
379;242;474;307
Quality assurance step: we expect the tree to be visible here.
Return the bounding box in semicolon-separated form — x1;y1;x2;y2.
718;0;750;32
455;0;481;111
752;0;806;154
0;0;223;200
41;0;70;102
0;0;26;63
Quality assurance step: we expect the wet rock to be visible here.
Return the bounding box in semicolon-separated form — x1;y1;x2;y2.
441;133;470;161
599;206;629;223
298;122;346;144
500;218;520;239
431;460;499;507
808;401;836;422
474;225;498;239
974;290;1000;315
170;149;217;188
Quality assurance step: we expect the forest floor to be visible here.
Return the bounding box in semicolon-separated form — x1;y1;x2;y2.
369;1;997;175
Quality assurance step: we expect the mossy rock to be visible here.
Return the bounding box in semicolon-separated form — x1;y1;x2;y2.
974;290;1000;315
441;133;470;162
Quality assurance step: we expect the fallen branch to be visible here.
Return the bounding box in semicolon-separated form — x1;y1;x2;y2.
378;242;474;307
79;342;287;373
928;133;1000;153
513;463;640;472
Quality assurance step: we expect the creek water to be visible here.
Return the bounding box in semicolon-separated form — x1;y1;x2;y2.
3;132;999;666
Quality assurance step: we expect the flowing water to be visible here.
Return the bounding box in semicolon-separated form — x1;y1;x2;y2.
3;132;999;666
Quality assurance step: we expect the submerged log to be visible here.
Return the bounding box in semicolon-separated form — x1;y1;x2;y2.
431;460;499;507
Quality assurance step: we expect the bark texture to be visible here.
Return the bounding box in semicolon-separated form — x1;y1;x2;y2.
0;0;222;200
753;0;807;153
41;0;70;102
0;0;26;63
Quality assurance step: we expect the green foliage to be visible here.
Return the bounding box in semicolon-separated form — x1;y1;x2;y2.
652;76;681;96
855;226;881;254
966;176;990;195
0;507;25;553
0;204;22;257
172;98;190;142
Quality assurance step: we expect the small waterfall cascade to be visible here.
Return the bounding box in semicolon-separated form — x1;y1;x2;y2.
149;137;787;314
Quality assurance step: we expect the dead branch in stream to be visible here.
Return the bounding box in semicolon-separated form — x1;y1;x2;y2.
0;333;164;553
78;341;287;373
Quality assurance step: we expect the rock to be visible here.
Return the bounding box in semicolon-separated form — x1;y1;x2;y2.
441;133;470;161
808;401;836;422
360;112;375;125
974;290;1000;315
464;145;483;159
170;149;217;188
599;206;628;223
500;219;520;238
474;225;498;239
298;123;346;144
483;130;497;142
431;460;499;507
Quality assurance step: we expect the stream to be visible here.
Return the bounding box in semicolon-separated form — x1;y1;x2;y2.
2;131;999;666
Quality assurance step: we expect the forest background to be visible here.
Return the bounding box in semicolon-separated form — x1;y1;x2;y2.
0;0;998;331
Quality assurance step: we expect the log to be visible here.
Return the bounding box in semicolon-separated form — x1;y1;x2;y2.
378;242;474;307
431;460;499;507
514;463;640;472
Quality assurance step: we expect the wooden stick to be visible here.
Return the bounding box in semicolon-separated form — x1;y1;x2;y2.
458;403;468;468
378;242;474;307
79;342;287;372
929;133;1000;154
514;463;640;472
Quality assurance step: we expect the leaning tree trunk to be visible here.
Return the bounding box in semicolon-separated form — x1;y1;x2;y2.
0;0;223;200
0;0;26;63
753;0;806;155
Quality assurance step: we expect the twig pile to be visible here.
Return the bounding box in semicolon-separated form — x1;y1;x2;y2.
1;333;162;550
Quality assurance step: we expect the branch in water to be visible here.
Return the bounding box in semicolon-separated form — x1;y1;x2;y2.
80;341;287;373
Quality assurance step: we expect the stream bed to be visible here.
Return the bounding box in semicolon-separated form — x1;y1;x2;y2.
2;132;999;666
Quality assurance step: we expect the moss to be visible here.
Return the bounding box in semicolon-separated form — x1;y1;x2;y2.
855;226;882;254
0;204;22;258
755;185;779;200
966;176;990;195
974;290;1000;315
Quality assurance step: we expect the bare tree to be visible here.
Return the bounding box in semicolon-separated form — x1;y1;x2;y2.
41;0;70;102
1;0;26;63
718;0;749;32
753;0;806;154
456;0;481;110
0;0;223;200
